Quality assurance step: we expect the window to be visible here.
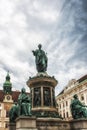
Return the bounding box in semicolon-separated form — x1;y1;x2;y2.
63;102;65;108
63;113;65;118
0;110;1;117
59;111;62;118
59;98;61;101
66;101;68;106
63;110;65;118
6;111;9;117
66;112;68;118
60;104;61;109
81;95;84;101
0;104;1;110
5;122;8;128
56;103;58;107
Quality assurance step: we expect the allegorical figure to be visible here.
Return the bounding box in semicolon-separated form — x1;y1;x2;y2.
32;44;48;72
18;88;32;116
70;94;87;119
9;102;19;123
34;88;41;107
44;89;51;106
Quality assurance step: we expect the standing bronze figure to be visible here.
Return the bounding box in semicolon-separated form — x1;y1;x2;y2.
32;44;48;72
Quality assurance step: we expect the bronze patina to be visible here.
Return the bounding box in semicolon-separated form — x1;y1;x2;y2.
70;94;87;119
18;88;32;116
32;44;48;72
9;88;32;122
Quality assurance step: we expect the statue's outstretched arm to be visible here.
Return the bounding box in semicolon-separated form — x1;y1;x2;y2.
32;50;35;55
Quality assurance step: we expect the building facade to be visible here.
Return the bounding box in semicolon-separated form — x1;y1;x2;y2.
1;72;87;129
0;72;20;130
56;75;87;120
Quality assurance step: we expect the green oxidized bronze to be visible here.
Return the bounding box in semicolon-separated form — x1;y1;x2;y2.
32;44;48;72
3;72;12;94
9;88;32;122
70;94;87;119
18;88;32;116
44;88;51;106
32;110;62;119
34;87;41;107
9;102;19;123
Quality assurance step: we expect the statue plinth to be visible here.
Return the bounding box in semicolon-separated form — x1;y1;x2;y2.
27;73;60;118
28;74;58;87
9;122;16;130
16;116;38;130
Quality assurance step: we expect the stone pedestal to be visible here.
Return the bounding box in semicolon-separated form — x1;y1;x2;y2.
15;117;87;130
36;118;87;130
27;73;60;118
70;119;87;130
36;118;70;130
9;122;16;130
16;116;38;130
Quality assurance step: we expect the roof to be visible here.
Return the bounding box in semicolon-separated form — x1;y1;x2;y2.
0;90;29;102
57;74;87;96
77;75;87;83
0;90;4;101
12;91;21;102
58;90;64;96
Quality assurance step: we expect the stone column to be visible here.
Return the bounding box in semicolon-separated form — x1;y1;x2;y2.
41;86;43;107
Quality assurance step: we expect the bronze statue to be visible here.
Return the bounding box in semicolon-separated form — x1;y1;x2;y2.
34;88;41;106
9;102;19;122
32;44;48;72
70;94;87;119
44;88;51;106
18;88;32;116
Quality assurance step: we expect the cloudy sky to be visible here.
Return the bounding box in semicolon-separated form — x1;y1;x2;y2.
0;0;87;95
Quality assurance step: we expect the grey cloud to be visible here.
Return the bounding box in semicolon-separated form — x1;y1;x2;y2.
1;63;20;78
0;61;13;73
68;43;87;64
14;0;59;33
82;0;87;12
81;34;87;43
0;0;87;95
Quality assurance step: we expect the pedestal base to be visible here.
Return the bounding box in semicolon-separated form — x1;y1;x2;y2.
70;119;87;130
16;116;38;130
9;122;16;130
36;118;70;130
9;117;87;130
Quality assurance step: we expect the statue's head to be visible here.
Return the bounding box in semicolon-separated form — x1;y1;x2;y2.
21;88;26;93
38;44;42;49
73;94;78;99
